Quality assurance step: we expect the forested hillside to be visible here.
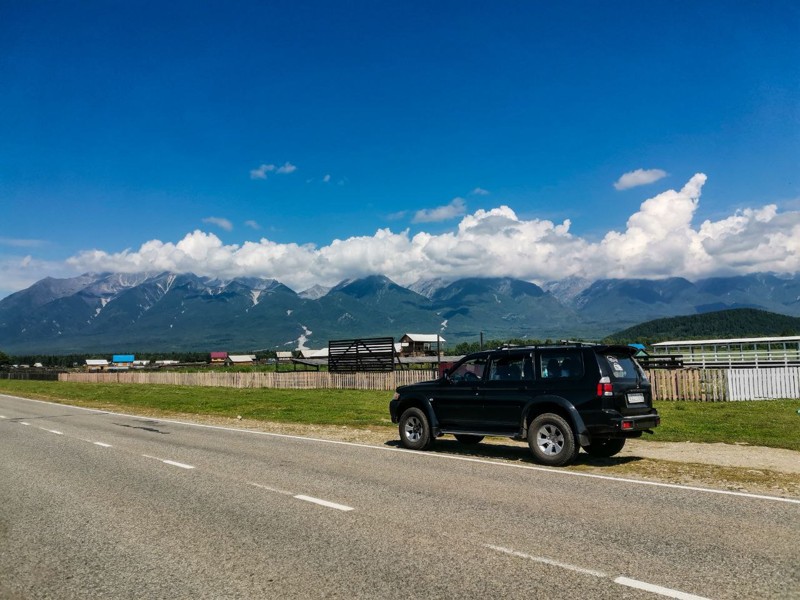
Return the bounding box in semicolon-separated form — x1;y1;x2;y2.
605;308;800;344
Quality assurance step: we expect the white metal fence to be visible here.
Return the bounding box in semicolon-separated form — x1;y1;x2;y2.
726;367;800;401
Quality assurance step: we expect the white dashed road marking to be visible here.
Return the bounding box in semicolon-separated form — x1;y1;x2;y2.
249;482;355;511
486;544;712;600
485;544;607;577
615;577;712;600
142;455;196;470
294;495;354;512
248;482;294;496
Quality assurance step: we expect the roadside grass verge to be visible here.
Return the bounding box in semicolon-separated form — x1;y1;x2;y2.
0;380;390;427
653;400;800;451
1;380;798;451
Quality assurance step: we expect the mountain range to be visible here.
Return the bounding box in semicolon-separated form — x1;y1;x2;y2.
1;271;799;354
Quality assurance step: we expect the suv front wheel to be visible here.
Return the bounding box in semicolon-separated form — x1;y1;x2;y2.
528;413;577;466
398;407;434;450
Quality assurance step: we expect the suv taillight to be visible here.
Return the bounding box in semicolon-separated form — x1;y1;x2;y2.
597;376;613;397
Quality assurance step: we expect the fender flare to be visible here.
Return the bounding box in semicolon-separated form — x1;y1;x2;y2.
521;395;590;447
398;397;440;433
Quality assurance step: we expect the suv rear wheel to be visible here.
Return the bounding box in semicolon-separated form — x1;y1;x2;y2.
527;413;577;466
584;437;626;458
398;407;434;450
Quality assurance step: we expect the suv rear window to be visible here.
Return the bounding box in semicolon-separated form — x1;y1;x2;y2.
600;352;644;382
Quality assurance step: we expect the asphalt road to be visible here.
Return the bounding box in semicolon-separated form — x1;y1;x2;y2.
1;393;798;600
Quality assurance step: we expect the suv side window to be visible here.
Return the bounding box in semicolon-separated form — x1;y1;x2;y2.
539;350;584;379
488;353;530;381
449;356;488;383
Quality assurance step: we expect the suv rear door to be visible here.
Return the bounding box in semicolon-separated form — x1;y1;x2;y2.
535;347;589;402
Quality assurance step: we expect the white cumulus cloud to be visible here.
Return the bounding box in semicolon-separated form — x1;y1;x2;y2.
614;168;668;191
50;174;800;294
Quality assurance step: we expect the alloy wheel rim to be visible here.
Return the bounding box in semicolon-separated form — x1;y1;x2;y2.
537;424;564;455
404;416;422;442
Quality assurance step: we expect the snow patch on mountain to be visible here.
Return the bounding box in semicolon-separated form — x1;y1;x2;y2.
296;325;313;351
409;277;449;299
298;284;330;300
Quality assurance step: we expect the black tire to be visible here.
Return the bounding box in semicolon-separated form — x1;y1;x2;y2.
454;434;484;445
584;437;626;458
398;407;434;450
527;413;577;466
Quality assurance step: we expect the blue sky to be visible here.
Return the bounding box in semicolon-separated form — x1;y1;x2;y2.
1;0;798;298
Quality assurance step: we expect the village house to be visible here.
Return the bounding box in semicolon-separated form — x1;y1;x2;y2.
111;354;135;369
210;351;228;364
227;354;256;366
399;333;446;357
85;359;109;372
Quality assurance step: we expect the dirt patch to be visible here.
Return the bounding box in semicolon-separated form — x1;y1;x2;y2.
619;439;800;475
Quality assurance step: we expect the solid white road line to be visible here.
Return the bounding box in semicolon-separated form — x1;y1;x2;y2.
615;577;712;600
294;495;354;512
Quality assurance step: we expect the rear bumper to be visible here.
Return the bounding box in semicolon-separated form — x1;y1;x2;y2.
589;409;660;436
619;412;661;431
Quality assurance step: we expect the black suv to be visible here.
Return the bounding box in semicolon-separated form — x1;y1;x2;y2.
389;344;659;466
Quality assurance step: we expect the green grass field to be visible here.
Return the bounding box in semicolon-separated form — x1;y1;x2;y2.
1;379;798;451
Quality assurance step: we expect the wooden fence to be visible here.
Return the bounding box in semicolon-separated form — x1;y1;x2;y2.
58;367;800;401
646;367;800;401
59;369;438;391
645;369;728;402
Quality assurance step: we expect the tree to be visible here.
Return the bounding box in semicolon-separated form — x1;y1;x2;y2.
0;350;11;365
